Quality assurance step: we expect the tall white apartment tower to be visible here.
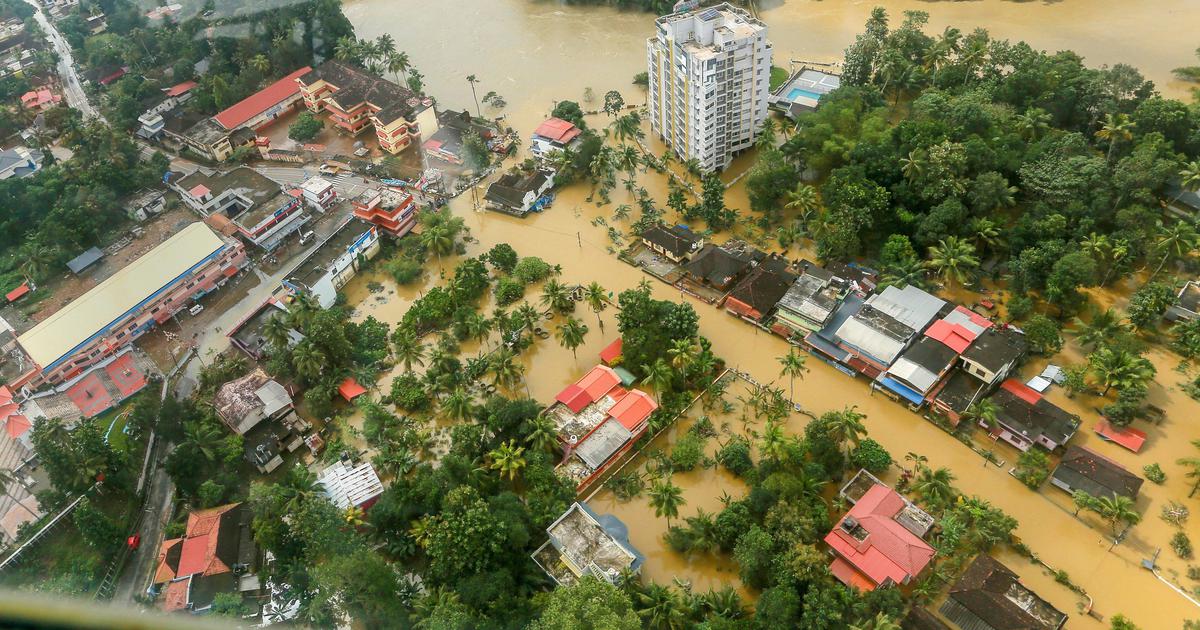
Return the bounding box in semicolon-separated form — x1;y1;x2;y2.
647;3;772;172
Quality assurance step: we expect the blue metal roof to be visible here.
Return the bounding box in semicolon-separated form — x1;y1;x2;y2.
877;375;925;405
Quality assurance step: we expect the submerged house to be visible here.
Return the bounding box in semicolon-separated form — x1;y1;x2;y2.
825;470;935;591
532;502;643;586
983;379;1080;452
1050;445;1144;500
213;369;293;436
640;223;703;263
484;169;555;217
1166;280;1200;322
771;264;844;340
546;365;658;491
530;117;582;158
828;285;946;379
722;254;798;323
877;306;993;408
940;555;1067;630
682;242;762;292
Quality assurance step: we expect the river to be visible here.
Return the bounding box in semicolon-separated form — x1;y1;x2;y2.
336;0;1200;626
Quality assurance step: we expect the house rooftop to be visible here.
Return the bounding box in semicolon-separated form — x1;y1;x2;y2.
286;222;375;288
535;502;643;586
933;369;988;417
991;380;1080;446
834;303;915;366
1052;445;1144;500
318;459;384;510
214;67;311;130
533;117;582;144
684;242;762;288
17;224;225;371
960;326;1028;372
825;475;935;591
485;169;552;209
213;368;290;427
299;60;425;125
726;260;798;316
926;306;993;354
868;285;946;333
883;336;960;398
641;224;702;259
1176;281;1200;315
942;555;1067;630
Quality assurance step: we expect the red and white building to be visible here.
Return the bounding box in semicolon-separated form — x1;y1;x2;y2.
299;176;337;213
546;365;658;492
530;117;582;158
352;188;418;237
825;471;936;591
169;167;309;251
19;88;61;111
10;223;246;390
296;60;436;155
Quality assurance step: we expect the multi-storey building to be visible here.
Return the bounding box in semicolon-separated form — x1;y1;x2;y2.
646;3;771;171
351;188;418;237
10;223;246;390
169;167;310;251
295;61;438;155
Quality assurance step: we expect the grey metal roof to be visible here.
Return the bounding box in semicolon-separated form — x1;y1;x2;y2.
574;418;632;470
66;247;104;274
868;285;946;333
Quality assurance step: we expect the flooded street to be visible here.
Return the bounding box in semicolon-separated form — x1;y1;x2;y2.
330;1;1200;626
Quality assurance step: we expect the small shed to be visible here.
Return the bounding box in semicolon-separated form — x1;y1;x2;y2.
599;338;622;366
67;247;104;275
338;377;367;402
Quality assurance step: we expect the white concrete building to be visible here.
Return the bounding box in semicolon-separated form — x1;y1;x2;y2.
646;3;771;171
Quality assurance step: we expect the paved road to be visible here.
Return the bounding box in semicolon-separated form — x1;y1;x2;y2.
24;0;99;119
111;440;174;603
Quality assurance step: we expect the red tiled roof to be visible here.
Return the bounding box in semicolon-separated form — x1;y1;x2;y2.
555;366;622;412
339;377;366;401
214;67;311;130
599;338;622;365
176;533;213;576
0;385;30;440
1095;420;1147;452
6;281;30;302
1000;378;1041;406
165;80;198;97
830;556;878;591
188;184;210;198
161;577;191;612
533;117;582;144
154;538;183;583
555;383;589;413
824;484;935;590
924;320;973;354
608;389;657;431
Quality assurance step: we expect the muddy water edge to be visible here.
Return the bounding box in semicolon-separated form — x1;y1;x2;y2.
332;1;1200;626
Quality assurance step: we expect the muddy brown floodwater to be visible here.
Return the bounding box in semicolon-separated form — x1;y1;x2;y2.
333;1;1200;626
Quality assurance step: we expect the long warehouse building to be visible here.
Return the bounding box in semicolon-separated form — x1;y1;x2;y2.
10;223;246;390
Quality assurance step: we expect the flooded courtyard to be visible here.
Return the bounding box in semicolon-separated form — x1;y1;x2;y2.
327;1;1200;626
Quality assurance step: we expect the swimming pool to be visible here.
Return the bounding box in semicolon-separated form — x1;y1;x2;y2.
787;87;824;102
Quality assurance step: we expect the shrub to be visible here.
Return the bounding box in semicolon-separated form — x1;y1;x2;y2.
850;438;892;474
288;112;323;142
1006;295;1034;321
485;243;518;273
390;373;429;412
513;257;554;284
1188;566;1200;581
670;433;707;471
715;436;753;477
664;525;693;553
1014;449;1051;489
1172;531;1193;559
603;471;645;501
494;276;524;306
386;256;423;285
1143;463;1166;484
1161;501;1190;527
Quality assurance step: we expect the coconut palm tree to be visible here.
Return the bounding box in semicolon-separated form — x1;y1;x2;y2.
759;420;789;463
488;439;527;482
961;398;999;427
441;388;475;422
1094;494;1140;537
1071;307;1130;349
387;51;411;86
881;256;928;290
465;74;482;117
262;315;291;352
540;279;573;314
914;466;957;511
514;302;542;337
925;236;980;288
333;36;359;62
583;282;607;331
850;613;902;630
783;183;819;221
641;358;674;404
287;292;320;329
1089;347;1155;396
700;587;744;620
249;54;270;75
777;349;808;402
16;241;55;282
904;452;928;475
1178;439;1200;497
637;583;688;629
0;469;37;519
555;317;589;360
967;217;1003;255
420;225;455;264
900;149;928;182
610;111;644;144
280;463;319;512
392;329;426;371
523;414;559;453
1080;232;1111;263
776;221;804;251
1015;108;1051;142
292;342;325;381
182;421;224;462
826;406;867;459
490;348;526;394
648;478;685;527
1095;112;1135;163
667;338;699;373
1151;219;1199;278
1176;160;1200;204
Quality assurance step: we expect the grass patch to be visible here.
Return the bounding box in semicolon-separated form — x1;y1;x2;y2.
769;65;790;92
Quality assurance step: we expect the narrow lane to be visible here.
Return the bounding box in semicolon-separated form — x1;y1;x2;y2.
24;0;100;119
